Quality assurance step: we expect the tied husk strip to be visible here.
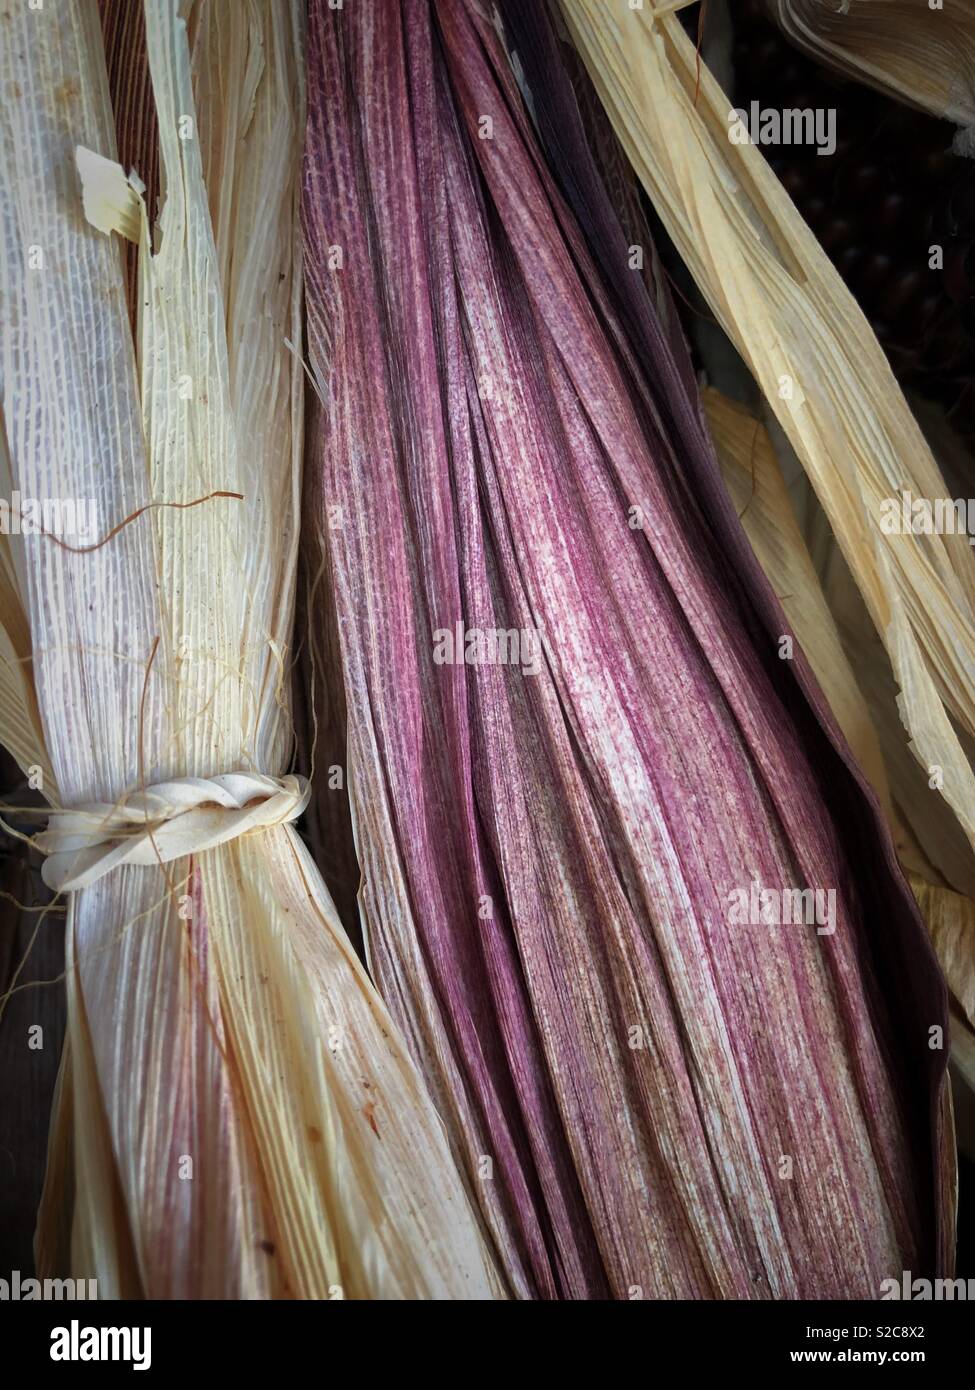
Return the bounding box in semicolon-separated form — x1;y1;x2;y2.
2;0;500;1299
304;0;951;1297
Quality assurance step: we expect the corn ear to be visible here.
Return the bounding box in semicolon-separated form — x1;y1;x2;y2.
1;0;500;1300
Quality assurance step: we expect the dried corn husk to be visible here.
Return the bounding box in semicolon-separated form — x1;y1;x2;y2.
0;0;499;1299
763;0;975;127
702;387;890;811
951;1014;975;1155
910;875;975;1031
703;391;975;1029
304;0;952;1298
560;0;975;917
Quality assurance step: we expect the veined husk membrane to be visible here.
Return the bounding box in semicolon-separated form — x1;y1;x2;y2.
302;0;954;1299
762;0;975;128
0;0;498;1299
560;0;975;901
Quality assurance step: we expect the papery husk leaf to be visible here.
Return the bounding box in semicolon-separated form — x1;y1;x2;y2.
559;0;975;911
703;393;975;1035
98;0;159;329
911;875;975;1031
702;387;889;811
763;0;975;127
950;1015;975;1159
304;0;952;1298
792;466;975;904
2;0;500;1299
293;406;363;946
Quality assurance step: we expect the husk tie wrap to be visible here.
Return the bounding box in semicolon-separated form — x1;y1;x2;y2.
38;773;310;892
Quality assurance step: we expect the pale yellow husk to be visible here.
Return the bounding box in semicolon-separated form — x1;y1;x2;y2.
702;387;890;812
703;392;975;1036
0;0;500;1299
910;876;975;1033
764;0;975;128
